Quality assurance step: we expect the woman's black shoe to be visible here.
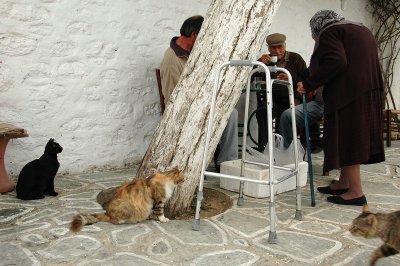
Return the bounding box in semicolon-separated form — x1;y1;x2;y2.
317;186;349;195
326;195;367;206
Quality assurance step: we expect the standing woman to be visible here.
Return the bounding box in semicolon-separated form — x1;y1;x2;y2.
297;10;385;205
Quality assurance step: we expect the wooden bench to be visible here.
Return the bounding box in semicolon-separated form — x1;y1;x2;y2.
0;123;29;193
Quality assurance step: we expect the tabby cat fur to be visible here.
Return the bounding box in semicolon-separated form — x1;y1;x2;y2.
70;167;184;232
349;204;400;266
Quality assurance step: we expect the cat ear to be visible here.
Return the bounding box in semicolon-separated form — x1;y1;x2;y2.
365;214;378;229
362;204;369;213
173;166;180;174
49;138;54;142
148;168;157;175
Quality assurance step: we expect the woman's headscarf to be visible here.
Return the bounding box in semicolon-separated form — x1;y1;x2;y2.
309;10;345;37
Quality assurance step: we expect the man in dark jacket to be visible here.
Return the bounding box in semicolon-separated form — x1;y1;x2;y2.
253;33;307;152
298;10;385;206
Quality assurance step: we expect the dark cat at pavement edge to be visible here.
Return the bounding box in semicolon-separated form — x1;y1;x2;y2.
16;138;63;200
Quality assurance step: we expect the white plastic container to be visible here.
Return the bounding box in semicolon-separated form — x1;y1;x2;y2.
220;159;308;198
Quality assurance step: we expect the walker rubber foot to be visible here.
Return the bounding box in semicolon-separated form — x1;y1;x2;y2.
295;209;303;221
268;231;278;244
237;197;244;206
191;219;200;231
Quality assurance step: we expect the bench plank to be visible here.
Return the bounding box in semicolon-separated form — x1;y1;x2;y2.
0;123;29;139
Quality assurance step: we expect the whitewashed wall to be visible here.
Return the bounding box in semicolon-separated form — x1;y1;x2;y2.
0;0;396;176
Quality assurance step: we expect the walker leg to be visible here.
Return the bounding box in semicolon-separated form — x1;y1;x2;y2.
191;190;204;231
268;200;277;244
237;181;245;206
295;186;303;220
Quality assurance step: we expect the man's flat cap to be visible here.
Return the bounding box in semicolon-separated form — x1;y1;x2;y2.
266;33;286;46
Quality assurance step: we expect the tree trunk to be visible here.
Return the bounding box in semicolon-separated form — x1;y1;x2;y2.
138;0;282;217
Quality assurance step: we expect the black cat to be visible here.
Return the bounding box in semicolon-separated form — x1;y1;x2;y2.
16;138;63;200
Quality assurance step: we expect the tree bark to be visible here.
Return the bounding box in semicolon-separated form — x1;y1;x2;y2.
138;0;282;217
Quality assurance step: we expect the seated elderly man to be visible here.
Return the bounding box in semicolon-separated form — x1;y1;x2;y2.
160;15;238;172
252;33;307;152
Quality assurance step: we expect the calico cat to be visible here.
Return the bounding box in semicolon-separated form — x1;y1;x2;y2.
70;167;184;232
16;138;63;200
95;169;159;208
349;204;400;266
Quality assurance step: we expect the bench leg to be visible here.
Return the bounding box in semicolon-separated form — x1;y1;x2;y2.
0;139;15;193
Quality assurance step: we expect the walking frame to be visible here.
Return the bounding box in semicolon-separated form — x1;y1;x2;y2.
192;60;303;244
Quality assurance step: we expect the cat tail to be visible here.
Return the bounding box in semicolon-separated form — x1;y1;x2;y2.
70;213;111;232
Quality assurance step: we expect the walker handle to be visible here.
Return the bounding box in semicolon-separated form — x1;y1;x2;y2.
229;60;253;66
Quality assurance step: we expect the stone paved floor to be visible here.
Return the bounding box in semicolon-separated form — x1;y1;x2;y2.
1;142;399;266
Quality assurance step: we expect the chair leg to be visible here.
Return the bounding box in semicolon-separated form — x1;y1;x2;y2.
385;109;391;147
213;144;220;172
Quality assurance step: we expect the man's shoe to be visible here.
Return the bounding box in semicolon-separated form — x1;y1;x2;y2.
215;165;220;173
326;195;367;206
317;186;349;195
251;146;264;153
311;145;322;153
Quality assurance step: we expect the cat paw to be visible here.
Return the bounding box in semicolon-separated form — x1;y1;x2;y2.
158;216;170;223
149;214;158;220
46;191;58;196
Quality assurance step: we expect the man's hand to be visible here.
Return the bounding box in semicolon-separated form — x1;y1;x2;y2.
259;54;271;65
297;81;305;94
277;72;288;81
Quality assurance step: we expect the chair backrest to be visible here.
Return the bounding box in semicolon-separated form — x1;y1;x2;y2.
155;68;165;115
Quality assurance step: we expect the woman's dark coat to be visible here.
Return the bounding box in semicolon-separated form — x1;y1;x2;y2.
303;22;385;172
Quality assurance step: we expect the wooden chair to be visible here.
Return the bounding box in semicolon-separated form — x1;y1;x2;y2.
155;68;165;115
383;109;400;147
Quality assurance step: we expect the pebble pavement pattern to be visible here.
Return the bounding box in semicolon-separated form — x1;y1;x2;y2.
1;142;400;265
